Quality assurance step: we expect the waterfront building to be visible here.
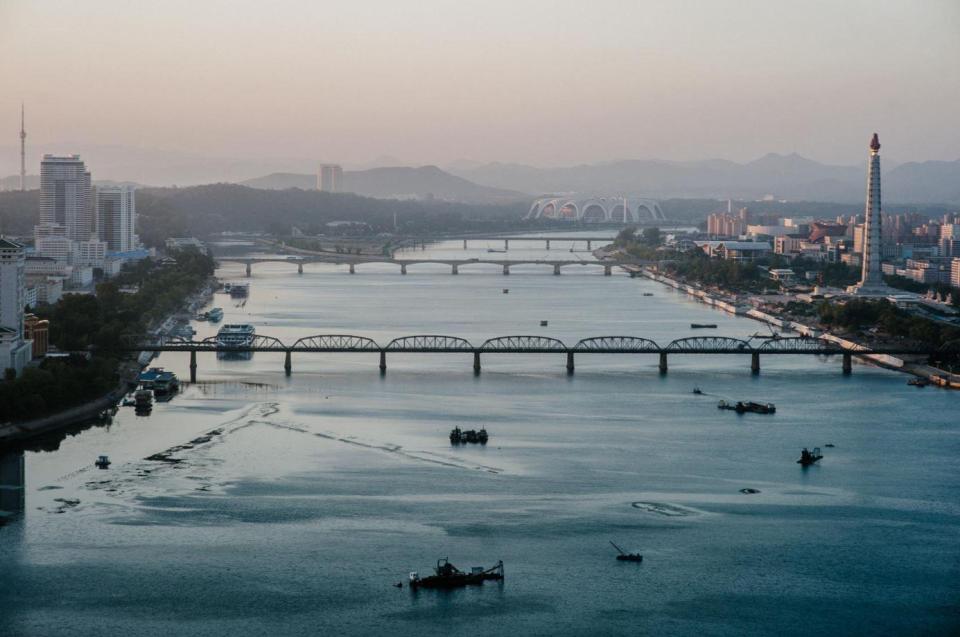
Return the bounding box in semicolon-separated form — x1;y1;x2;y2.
0;238;31;376
39;155;93;242
848;134;890;296
97;185;137;252
318;164;343;192
697;240;771;261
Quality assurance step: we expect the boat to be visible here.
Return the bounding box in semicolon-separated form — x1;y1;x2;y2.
222;283;232;294
229;282;249;298
408;558;504;590
642;292;654;296
450;427;488;444
134;389;153;412
797;447;823;466
692;387;703;395
205;307;224;322
691;323;718;329
121;393;136;407
610;541;643;562
216;324;256;359
502;288;509;294
540;320;549;326
95;455;111;469
907;377;929;387
138;367;179;395
487;248;506;253
718;400;776;414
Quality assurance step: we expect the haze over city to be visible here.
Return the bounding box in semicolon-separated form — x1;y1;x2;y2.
2;0;960;183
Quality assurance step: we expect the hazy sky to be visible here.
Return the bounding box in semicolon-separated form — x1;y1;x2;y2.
2;0;959;174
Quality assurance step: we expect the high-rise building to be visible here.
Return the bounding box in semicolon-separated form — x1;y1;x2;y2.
848;133;889;296
40;155;93;241
0;238;31;375
97;186;137;252
317;164;343;192
940;224;959;258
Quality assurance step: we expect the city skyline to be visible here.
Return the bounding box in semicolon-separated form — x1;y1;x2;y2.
2;0;959;174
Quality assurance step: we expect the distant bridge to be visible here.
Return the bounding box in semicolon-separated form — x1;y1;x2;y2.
217;256;653;277
121;334;955;383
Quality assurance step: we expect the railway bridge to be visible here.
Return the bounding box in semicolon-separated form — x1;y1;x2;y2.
120;334;952;383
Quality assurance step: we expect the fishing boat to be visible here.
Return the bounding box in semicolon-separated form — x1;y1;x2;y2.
540;320;549;326
610;541;643;562
408;559;504;590
692;387;703;395
95;455;111;469
718;400;776;414
797;447;823;466
691;323;718;329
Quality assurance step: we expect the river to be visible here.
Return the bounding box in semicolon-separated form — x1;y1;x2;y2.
1;233;958;636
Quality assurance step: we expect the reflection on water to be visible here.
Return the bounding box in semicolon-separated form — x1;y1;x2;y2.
0;450;24;520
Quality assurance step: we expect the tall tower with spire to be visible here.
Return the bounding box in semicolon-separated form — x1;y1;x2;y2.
19;103;26;192
848;132;888;296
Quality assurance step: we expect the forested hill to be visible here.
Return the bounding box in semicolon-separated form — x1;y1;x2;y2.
0;185;526;247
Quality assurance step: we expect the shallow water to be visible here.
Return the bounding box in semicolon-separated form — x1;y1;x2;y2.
1;235;958;636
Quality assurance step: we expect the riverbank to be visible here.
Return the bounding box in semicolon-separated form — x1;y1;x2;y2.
0;276;218;446
606;253;960;388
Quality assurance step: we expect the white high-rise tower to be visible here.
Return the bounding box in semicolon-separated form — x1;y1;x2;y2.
848;133;889;296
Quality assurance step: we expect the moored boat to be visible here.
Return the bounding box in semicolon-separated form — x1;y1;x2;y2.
691;323;718;329
718;400;775;414
610;541;643;562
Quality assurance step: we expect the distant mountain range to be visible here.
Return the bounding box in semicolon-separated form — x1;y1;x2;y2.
445;154;960;205
240;166;526;204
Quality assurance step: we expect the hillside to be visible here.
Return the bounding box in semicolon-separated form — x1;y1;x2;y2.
241;165;526;204
450;154;960;204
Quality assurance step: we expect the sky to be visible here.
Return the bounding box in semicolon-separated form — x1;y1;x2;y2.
1;0;959;179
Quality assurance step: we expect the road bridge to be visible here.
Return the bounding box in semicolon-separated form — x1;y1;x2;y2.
217;256;653;277
119;334;953;383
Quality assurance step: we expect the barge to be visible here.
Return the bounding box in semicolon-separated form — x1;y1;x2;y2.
409;559;504;590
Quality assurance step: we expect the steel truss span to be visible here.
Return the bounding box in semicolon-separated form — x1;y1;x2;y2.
292;335;380;351
386;335;474;352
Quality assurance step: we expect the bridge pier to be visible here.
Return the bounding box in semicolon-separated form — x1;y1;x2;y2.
504;239;509;251
503;264;510;276
566;351;574;374
545;239;550;250
452;264;458;275
587;240;592;250
604;265;612;276
751;352;760;375
189;350;197;383
400;264;407;275
463;239;468;250
297;263;303;274
473;351;481;374
379;351;387;373
659;352;668;374
284;350;292;376
245;262;252;277
842;352;852;375
553;264;561;276
349;263;355;274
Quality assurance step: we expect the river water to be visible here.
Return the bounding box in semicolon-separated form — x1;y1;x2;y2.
1;234;958;636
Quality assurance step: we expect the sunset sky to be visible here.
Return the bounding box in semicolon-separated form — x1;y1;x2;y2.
2;0;958;174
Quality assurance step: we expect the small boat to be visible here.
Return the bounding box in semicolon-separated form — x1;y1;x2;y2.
718;400;776;414
642;292;654;297
691;323;718;329
134;388;153;412
121;394;136;407
797;447;823;466
540;320;549;327
692;387;703;395
610;541;643;562
907;377;929;387
205;307;224;322
502;289;509;294
450;427;488;445
824;443;835;448
95;455;111;469
487;248;506;253
409;559;503;590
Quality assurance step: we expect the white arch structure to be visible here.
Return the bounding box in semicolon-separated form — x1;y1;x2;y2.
526;196;666;223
